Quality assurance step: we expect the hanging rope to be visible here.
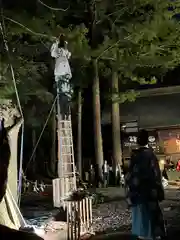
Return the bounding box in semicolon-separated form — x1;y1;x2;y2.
37;0;69;11
0;4;25;205
24;95;57;174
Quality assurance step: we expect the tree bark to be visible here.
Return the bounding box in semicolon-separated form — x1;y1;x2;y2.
111;70;122;174
92;59;104;183
7;120;23;203
77;88;82;178
0;120;23;229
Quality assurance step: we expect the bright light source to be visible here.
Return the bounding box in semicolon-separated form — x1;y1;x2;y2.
33;226;45;237
160;160;165;165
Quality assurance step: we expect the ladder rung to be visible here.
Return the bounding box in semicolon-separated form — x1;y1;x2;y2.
61;170;75;172
58;128;72;131
61;160;74;161
59;132;71;133
58;138;72;141
61;153;73;155
61;146;73;148
59;120;71;122
61;148;73;150
61;143;73;145
59;124;71;127
61;151;73;154
59;125;71;127
58;136;72;138
63;175;76;177
61;163;74;166
61;150;73;152
61;145;73;147
61;140;72;142
60;143;72;145
59;121;71;123
59;129;71;131
61;152;73;154
59;172;75;176
61;151;73;153
59;140;72;142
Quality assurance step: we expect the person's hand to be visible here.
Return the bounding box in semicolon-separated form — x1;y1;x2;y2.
51;36;56;42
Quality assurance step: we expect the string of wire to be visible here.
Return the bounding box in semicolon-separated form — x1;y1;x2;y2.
0;2;25;205
0;3;57;203
24;95;57;174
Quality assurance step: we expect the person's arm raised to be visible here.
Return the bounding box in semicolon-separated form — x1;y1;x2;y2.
50;40;59;58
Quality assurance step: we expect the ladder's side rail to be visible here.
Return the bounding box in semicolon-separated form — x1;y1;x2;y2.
69;120;77;190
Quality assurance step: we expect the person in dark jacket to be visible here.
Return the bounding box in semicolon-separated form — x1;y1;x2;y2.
126;129;166;240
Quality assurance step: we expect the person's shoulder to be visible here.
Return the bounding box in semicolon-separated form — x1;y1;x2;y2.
131;149;138;154
132;147;152;160
142;147;157;161
0;224;43;240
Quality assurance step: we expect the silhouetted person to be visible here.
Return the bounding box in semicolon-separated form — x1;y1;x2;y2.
102;160;109;187
126;129;166;240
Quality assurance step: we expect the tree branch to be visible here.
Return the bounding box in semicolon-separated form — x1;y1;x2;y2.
96;40;121;60
4;16;55;40
100;57;115;61
96;7;127;25
37;0;69;11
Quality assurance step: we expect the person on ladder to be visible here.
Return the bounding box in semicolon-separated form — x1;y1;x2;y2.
51;34;72;118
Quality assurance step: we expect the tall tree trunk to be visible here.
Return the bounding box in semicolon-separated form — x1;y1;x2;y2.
92;59;104;183
111;70;122;174
77;88;82;178
51;105;57;176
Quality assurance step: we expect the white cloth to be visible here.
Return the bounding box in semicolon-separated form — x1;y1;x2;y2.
104;163;109;173
162;176;168;188
51;42;72;78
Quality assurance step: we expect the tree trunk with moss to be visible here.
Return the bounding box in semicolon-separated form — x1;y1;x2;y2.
77;88;82;178
111;70;122;175
92;59;104;183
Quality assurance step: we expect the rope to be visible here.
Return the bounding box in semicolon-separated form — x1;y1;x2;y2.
24;95;57;174
0;3;25;205
37;0;69;11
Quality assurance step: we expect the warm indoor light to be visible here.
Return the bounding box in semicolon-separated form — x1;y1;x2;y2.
160;159;165;165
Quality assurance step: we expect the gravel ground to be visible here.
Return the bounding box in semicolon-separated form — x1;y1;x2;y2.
92;201;131;233
92;188;180;234
21;187;180;237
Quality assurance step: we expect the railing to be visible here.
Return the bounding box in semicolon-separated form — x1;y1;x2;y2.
66;197;93;240
53;177;76;207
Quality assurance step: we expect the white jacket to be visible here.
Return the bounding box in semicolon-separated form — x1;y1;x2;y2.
51;42;72;78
